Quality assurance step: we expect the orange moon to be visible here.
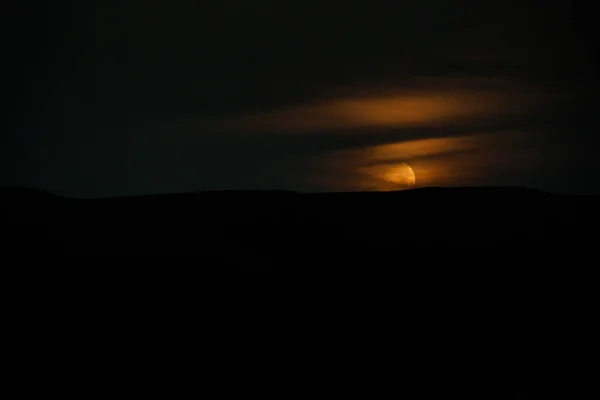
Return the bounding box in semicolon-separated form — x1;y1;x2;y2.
383;162;416;188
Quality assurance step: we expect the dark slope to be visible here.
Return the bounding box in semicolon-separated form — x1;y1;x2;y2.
2;186;597;400
1;186;598;265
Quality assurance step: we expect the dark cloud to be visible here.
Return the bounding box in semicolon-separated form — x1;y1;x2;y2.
40;0;593;116
5;0;599;196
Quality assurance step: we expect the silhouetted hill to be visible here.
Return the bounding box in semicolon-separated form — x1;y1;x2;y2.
0;186;61;201
3;185;596;400
2;186;599;267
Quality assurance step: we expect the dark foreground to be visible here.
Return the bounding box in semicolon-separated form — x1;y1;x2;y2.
2;186;597;399
2;186;598;262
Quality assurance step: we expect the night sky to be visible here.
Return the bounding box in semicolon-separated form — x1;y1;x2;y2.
6;0;598;197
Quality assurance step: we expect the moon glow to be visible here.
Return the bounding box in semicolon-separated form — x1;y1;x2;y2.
383;162;416;189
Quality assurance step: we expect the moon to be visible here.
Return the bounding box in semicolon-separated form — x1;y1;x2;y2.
383;162;416;189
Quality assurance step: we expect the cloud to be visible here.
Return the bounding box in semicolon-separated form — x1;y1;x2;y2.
307;130;548;191
206;78;552;134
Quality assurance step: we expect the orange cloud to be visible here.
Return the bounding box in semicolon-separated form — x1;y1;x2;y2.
226;87;545;133
311;131;546;191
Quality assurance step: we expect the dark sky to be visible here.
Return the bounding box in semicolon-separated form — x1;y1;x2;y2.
5;0;598;197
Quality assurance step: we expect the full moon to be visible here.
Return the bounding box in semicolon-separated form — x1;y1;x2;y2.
383;162;416;188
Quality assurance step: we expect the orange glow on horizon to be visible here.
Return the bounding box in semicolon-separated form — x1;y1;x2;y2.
315;131;541;191
359;162;416;190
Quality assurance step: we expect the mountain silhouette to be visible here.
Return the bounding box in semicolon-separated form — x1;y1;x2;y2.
2;186;598;267
3;185;595;400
